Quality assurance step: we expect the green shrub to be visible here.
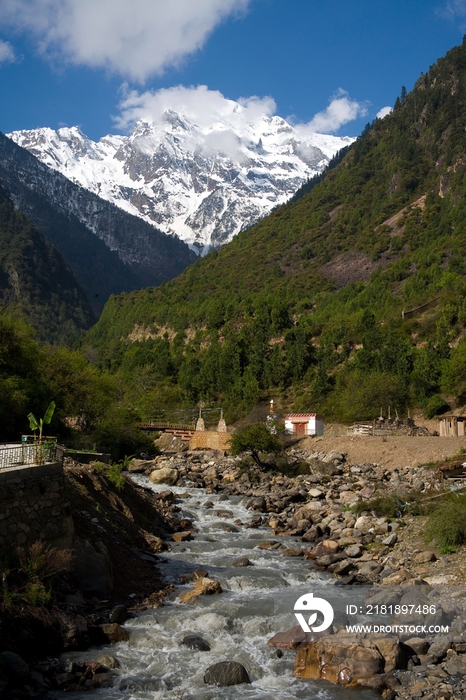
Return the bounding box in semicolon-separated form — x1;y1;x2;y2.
352;495;403;519
92;460;125;490
424;393;450;418
22;581;51;606
424;492;466;547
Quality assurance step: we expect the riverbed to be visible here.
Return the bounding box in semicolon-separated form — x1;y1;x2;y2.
57;476;380;699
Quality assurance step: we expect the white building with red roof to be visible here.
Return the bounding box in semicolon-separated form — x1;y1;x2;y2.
284;413;324;436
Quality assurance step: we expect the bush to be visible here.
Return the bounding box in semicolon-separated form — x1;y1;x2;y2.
92;461;125;490
424;492;466;547
352;495;403;519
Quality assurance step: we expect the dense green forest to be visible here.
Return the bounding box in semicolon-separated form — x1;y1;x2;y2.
81;38;466;425
0;312;154;456
5;39;466;446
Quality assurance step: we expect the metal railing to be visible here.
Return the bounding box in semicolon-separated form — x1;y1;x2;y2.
0;441;58;470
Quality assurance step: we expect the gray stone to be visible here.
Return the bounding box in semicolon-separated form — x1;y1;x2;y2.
97;655;120;669
149;467;179;485
404;637;430;656
0;651;30;681
204;661;250;687
182;634;211;651
428;635;452;661
332;558;355;576
232;557;252;567
382;533;398;546
110;604;128;624
444;653;466;675
345;544;363;558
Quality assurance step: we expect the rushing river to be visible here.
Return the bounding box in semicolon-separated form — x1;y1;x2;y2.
58;477;380;700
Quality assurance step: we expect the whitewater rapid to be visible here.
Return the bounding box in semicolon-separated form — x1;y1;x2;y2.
56;477;379;699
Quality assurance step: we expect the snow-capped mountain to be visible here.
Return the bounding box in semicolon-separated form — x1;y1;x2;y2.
8;112;354;254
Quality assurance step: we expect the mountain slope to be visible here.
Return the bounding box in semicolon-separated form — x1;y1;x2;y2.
83;38;466;421
0;133;196;314
8;113;353;253
0;184;95;344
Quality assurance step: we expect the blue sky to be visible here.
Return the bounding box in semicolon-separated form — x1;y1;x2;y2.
1;0;466;141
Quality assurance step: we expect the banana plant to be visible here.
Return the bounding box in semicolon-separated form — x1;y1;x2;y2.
27;401;56;464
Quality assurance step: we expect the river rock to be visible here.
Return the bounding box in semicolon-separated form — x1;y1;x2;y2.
268;625;330;650
382;533;398;546
404;638;430;656
213;521;240;532
308;540;340;559
247;496;266;511
192;567;209;580
443;652;466;675
345;544;363;558
204;661;251;686
109;605;128;624
347;671;402;694
149;467;179;485
181;634;211;651
178;577;223;604
428;634;451;661
232;557;252;567
172;531;192;542
371;634;406;672
153;489;176;503
332;558;355;576
282;547;304;557
128;458;153;473
294;633;385;683
354;515;375;532
99;623;129;643
96;655;120;669
413;551;437;563
302;525;323;542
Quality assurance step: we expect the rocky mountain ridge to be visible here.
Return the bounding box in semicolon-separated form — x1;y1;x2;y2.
0;133;196;314
8;113;354;253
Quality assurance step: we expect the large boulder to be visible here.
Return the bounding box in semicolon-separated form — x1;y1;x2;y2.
204;661;250;686
99;623;130;643
294;633;386;684
149;467;179;485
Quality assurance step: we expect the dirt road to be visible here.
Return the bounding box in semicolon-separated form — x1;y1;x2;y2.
299;434;466;470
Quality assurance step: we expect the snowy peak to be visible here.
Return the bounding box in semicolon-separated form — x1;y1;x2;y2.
8;113;355;253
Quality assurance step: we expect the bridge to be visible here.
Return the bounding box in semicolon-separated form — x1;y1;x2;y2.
139;421;196;441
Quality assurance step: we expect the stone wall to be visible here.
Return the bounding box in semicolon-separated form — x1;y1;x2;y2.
0;462;73;549
189;430;231;451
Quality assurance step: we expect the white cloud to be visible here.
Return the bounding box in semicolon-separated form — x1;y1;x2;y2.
376;106;392;119
300;89;368;134
113;84;364;165
0;39;15;64
439;0;466;18
115;84;276;131
0;0;250;82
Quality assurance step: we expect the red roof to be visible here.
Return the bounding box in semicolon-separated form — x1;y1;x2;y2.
285;413;323;419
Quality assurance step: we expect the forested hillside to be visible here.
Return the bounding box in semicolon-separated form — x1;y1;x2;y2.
0;185;95;345
82;37;466;423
